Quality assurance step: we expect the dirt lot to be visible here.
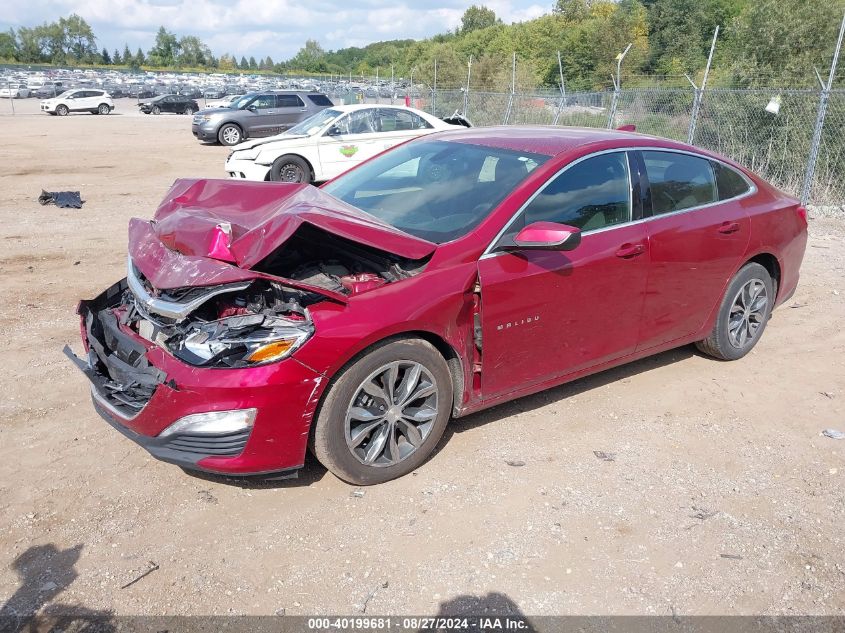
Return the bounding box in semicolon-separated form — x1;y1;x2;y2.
0;97;844;618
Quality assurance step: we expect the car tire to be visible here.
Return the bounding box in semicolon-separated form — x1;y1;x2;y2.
152;105;161;115
270;155;312;183
311;338;453;485
56;104;69;116
218;123;243;146
184;107;194;115
98;103;110;115
695;262;774;361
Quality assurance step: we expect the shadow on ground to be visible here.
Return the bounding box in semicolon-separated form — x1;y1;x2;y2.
0;543;114;632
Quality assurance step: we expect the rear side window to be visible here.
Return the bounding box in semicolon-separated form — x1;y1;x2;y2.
277;94;305;108
712;161;751;200
643;151;717;215
378;108;432;131
520;152;631;232
307;94;333;106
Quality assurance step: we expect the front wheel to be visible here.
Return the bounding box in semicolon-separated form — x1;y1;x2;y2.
152;105;161;115
98;103;110;115
270;155;311;183
312;339;453;485
696;262;774;361
218;123;242;146
56;104;69;116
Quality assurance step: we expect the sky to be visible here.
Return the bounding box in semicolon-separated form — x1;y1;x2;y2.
2;0;550;62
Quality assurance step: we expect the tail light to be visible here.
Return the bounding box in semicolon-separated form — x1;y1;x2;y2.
796;205;808;226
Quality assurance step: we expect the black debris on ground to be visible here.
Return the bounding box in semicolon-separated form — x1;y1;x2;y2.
38;190;84;208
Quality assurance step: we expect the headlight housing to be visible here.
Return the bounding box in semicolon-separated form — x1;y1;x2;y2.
172;313;314;367
232;149;258;161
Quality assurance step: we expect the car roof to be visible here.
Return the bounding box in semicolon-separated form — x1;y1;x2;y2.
325;104;431;114
430;125;691;158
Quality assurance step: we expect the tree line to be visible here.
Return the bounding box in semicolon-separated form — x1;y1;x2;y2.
1;0;844;89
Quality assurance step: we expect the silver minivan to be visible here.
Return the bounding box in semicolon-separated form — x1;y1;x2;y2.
191;90;333;146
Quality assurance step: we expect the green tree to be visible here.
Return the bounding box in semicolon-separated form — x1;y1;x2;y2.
248;55;257;69
113;48;121;65
554;0;593;21
16;27;45;63
101;47;111;64
289;39;325;71
135;47;145;66
460;5;500;34
178;35;211;67
0;29;17;60
239;55;248;69
725;0;845;86
123;43;132;65
147;26;179;66
62;14;96;61
218;53;235;71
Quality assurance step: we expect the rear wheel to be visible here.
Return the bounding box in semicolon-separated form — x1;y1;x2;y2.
183;106;194;115
312;339;453;485
98;103;110;115
218;123;243;146
56;104;69;116
696;262;774;361
270;155;311;183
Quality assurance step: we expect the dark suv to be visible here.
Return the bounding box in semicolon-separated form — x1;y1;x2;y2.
191;91;333;145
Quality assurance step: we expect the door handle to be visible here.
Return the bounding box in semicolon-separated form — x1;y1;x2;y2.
615;243;645;258
718;221;741;234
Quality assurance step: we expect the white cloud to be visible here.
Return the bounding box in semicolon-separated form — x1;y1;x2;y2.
0;0;552;61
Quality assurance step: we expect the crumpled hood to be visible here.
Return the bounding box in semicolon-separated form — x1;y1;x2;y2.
129;179;436;297
232;133;308;152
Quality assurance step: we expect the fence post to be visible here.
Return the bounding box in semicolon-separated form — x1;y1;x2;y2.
553;51;566;125
606;43;632;129
503;52;516;124
687;26;719;145
802;11;845;206
432;59;437;116
462;56;473;117
390;64;395;105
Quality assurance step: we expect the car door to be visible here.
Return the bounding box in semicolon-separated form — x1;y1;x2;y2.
67;90;85;111
634;150;751;351
317;109;383;180
274;94;308;132
244;94;280;137
478;151;650;398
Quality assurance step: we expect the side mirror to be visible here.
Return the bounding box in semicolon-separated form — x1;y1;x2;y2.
246;104;258;112
511;221;581;251
326;125;341;136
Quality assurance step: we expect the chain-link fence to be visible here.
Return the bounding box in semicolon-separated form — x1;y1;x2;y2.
409;85;845;207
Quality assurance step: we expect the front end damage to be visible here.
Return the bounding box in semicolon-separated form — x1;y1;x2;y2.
67;179;436;476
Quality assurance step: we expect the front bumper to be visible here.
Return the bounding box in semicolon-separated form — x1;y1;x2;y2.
224;156;271;181
191;123;219;141
68;279;325;476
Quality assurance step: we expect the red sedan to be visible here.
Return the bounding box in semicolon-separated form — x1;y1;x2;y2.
67;126;808;485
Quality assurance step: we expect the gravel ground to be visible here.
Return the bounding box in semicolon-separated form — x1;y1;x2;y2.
0;98;844;618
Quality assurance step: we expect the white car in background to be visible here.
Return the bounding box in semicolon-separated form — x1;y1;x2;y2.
224;104;470;183
40;89;114;116
205;94;244;108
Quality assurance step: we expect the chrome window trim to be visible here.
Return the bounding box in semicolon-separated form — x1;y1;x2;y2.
481;145;758;260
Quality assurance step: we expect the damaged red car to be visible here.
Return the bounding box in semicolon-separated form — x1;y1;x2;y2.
67;127;807;485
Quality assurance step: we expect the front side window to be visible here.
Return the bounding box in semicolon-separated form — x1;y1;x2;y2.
252;94;276;109
513;152;631;235
322;139;548;243
643;151;717;214
333;109;378;135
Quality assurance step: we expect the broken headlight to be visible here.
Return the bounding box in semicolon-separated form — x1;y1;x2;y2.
171;313;314;368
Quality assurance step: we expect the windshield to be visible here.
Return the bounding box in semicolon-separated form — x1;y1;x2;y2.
322;139;548;243
287;108;342;136
230;94;255;109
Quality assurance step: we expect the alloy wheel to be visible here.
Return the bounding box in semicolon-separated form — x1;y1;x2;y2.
221;127;241;145
344;361;438;467
727;279;768;348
